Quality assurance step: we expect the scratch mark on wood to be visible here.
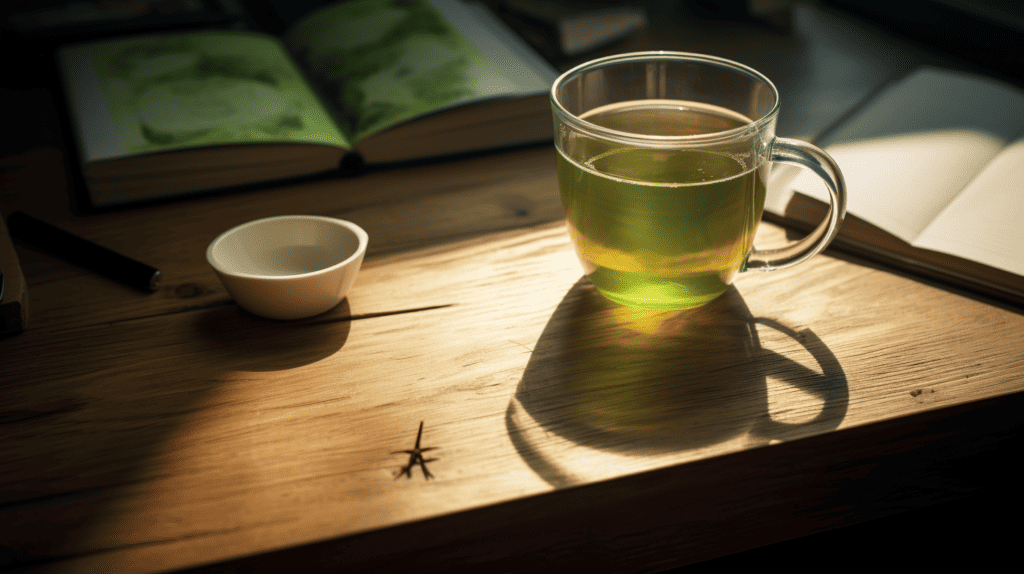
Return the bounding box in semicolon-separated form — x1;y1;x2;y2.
393;421;437;480
0;399;85;425
507;340;533;353
108;303;455;327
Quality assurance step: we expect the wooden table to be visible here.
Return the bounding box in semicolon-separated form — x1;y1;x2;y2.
2;3;1023;572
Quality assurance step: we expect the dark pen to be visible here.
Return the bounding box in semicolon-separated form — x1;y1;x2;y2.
6;211;161;292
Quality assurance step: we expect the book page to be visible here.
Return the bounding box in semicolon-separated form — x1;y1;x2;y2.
58;31;349;162
58;47;125;162
444;0;557;89
912;139;1024;276
781;67;1024;243
284;0;555;144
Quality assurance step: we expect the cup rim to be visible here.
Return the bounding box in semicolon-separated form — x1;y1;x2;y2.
550;51;781;148
206;215;369;281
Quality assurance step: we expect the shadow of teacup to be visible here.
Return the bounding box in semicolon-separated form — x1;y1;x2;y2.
191;299;352;372
507;279;847;487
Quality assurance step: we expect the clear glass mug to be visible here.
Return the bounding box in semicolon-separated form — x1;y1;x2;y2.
552;51;847;310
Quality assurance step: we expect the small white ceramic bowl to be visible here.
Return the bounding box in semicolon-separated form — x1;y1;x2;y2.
206;215;368;320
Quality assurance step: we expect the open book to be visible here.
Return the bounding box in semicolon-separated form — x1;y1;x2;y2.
56;0;557;208
767;67;1024;305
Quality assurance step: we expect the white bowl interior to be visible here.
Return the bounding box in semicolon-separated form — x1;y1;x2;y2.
210;217;364;277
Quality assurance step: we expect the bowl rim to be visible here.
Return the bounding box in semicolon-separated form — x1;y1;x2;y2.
206;215;369;281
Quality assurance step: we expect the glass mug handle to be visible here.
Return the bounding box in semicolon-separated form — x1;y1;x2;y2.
745;137;848;271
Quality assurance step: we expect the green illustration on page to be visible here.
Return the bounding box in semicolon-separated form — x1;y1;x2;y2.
285;0;521;143
83;32;349;155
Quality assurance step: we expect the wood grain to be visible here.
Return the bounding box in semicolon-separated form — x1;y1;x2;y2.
2;144;563;333
2;220;1022;572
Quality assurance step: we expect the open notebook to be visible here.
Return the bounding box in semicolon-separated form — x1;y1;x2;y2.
767;67;1024;305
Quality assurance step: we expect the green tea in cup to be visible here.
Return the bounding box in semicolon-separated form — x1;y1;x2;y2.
551;53;847;310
